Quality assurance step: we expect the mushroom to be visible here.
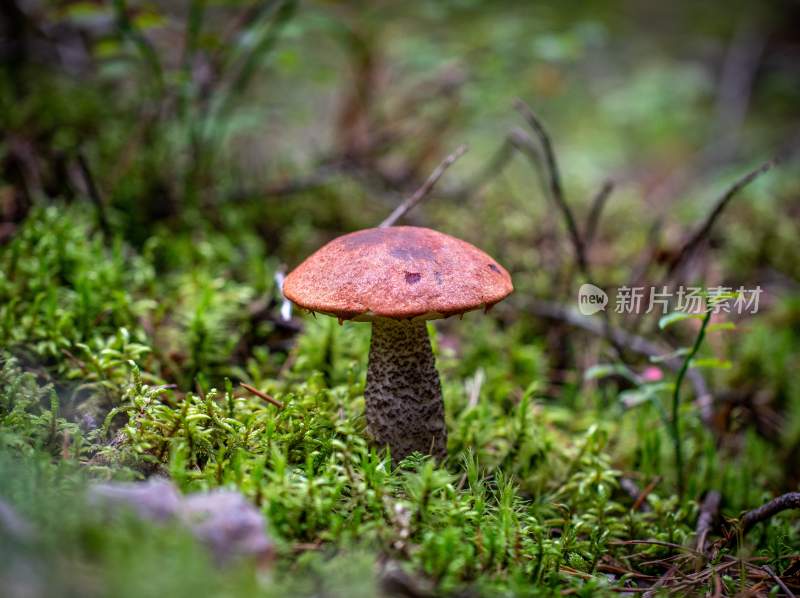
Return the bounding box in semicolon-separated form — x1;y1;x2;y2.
283;226;513;461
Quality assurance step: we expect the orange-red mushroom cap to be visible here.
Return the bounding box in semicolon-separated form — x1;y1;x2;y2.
283;226;513;320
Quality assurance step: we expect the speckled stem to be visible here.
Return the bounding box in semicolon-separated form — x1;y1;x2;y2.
364;318;447;461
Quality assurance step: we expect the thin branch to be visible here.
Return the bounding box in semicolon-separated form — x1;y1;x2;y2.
526;299;714;425
642;565;681;598
694;490;721;553
240;382;284;409
762;565;796;598
739;492;800;538
510;124;627;361
77;152;111;237
584;180;614;249
508;127;549;203
379;144;468;228
514;99;587;272
620;476;658;513
633;476;661;513
665;158;778;277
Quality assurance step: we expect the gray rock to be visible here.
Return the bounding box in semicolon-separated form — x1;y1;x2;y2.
87;480;273;564
0;500;35;541
0;501;43;598
182;490;274;564
89;478;181;522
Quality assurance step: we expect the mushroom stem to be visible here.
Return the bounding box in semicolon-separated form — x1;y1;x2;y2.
365;318;447;461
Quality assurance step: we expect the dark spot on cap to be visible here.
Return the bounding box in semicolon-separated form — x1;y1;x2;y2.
434;271;443;285
405;272;421;285
488;263;501;274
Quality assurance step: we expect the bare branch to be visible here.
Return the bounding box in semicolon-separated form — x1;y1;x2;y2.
510;124;628;362
514;99;587;272
508;127;549;202
379;144;468;228
739;492;800;538
694;490;721;553
525;298;714;424
620;476;659;513
240;382;284;409
633;476;661;512
77;152;111;237
762;565;796;598
665;158;778;277
584;180;614;249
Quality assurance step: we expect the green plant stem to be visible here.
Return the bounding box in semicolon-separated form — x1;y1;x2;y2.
671;309;712;498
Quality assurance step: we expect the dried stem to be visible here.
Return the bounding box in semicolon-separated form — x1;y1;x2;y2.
738;492;800;539
526;298;714;424
665;158;777;278
379;144;468;228
514;99;587;273
240;382;284;409
77;152;111;237
584;180;614;249
694;490;721;553
762;565;796;598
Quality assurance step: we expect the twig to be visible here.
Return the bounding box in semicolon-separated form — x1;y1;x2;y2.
510;105;629;362
738;492;800;539
695;490;722;553
762;565;796;598
643;564;680;598
633;476;661;513
665;158;778;277
379;144;468;227
584;180;614;249
514;99;587;272
526;299;714;425
77;152;111;237
240;382;284;409
508;128;549;201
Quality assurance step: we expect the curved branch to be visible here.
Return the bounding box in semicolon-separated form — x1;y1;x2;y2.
380;144;468;228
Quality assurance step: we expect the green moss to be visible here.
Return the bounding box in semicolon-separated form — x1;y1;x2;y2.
1;203;799;595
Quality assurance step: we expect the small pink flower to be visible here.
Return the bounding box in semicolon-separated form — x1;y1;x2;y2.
642;366;663;382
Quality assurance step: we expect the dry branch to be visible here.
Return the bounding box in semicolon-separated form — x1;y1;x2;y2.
762;565;796;598
665;158;777;277
739;492;800;538
240;382;284;409
584;180;614;249
633;476;661;512
514;99;587;272
77;152;111;237
526;299;714;424
695;490;721;553
379;144;468;228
